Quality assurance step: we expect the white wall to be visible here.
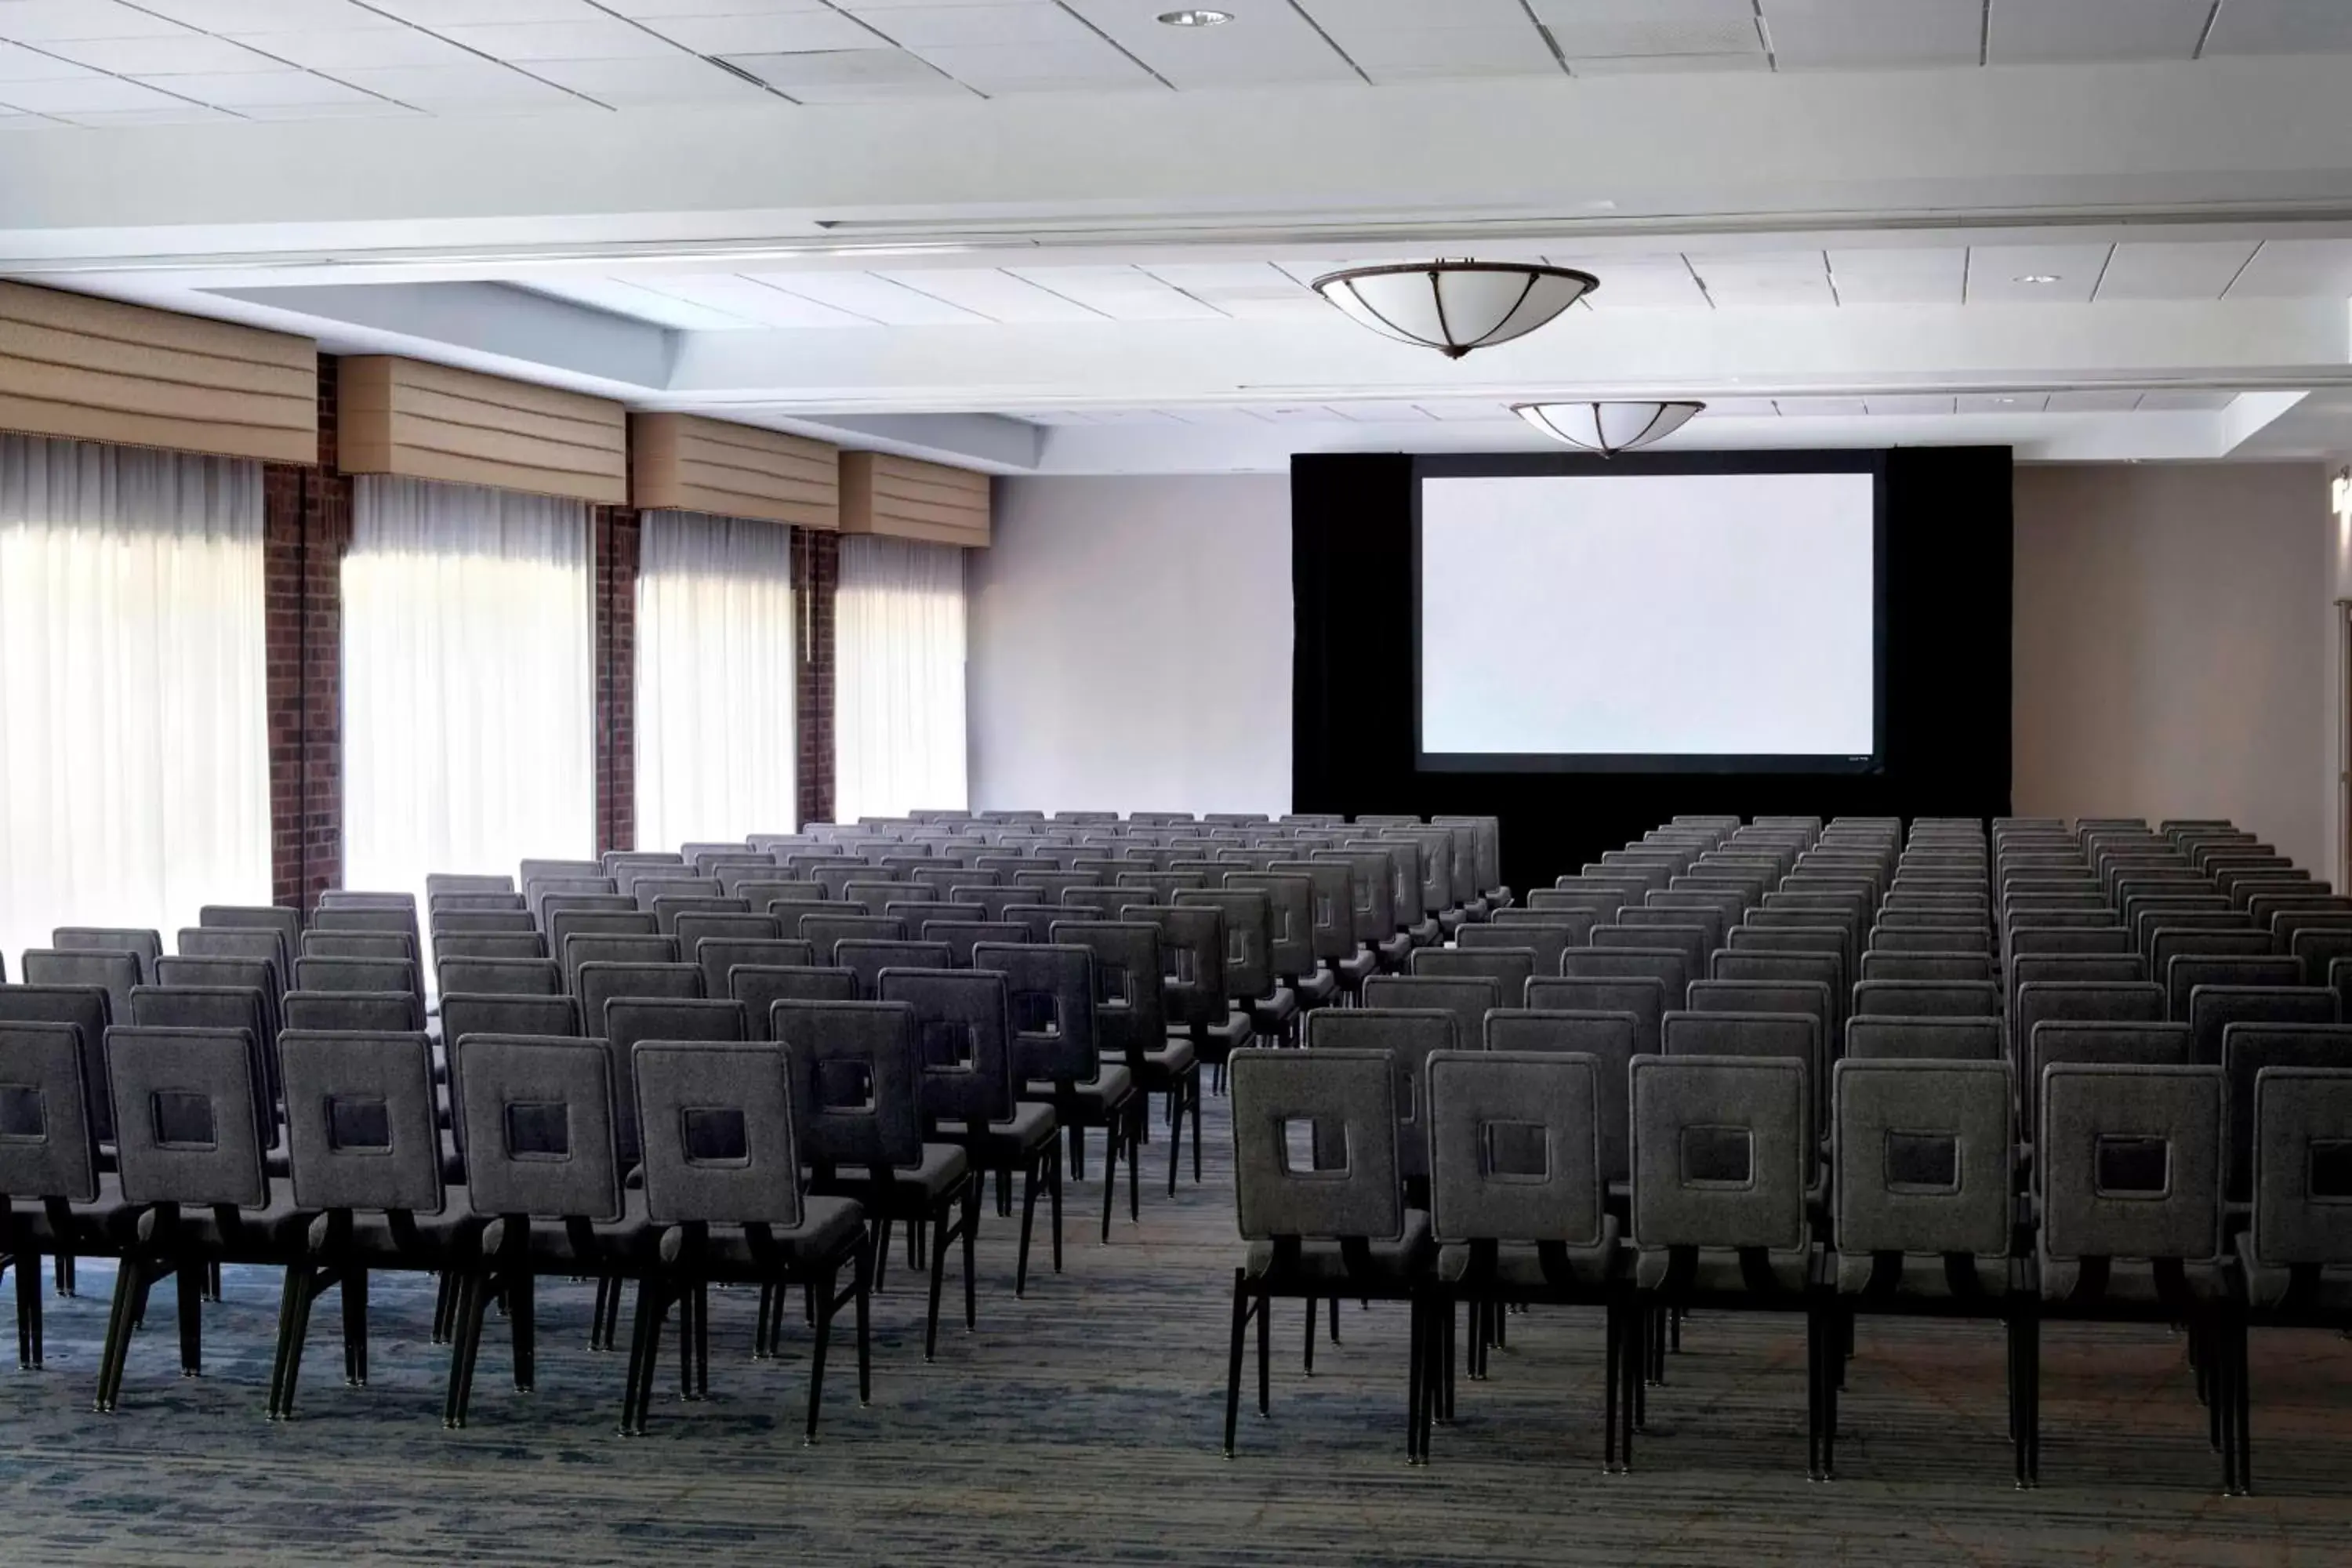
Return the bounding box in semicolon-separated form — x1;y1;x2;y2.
2013;462;2331;876
967;475;1291;815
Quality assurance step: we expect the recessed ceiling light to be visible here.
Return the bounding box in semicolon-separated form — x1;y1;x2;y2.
1157;8;1232;24
2013;274;2063;285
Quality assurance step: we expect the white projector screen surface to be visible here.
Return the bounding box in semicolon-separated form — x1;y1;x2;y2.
1418;470;1877;765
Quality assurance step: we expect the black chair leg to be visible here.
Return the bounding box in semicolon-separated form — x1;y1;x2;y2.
430;1271;454;1345
1014;1154;1040;1298
1604;1296;1621;1473
443;1272;492;1429
1222;1272;1249;1457
2232;1313;2252;1496
205;1260;223;1303
94;1257;145;1414
510;1269;535;1394
1048;1142;1064;1275
1127;1100;1142;1221
1406;1293;1425;1465
13;1247;41;1370
54;1252;74;1299
1303;1297;1316;1374
924;1202;949;1363
804;1263;834;1446
1166;1080;1185;1197
854;1232;873;1406
873;1218;892;1291
267;1263;306;1420
1256;1276;1272;1417
1098;1118;1120;1243
961;1177;979;1333
176;1264;204;1377
342;1267;369;1388
619;1279;666;1437
1191;1074;1203;1184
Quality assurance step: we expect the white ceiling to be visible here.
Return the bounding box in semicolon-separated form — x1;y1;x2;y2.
0;0;2335;125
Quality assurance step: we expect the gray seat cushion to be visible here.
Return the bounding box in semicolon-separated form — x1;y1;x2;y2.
1023;1064;1134;1108
1244;1208;1433;1284
814;1141;971;1204
1832;1250;2017;1298
1633;1243;1817;1295
1436;1218;1621;1290
658;1196;866;1272
937;1100;1058;1163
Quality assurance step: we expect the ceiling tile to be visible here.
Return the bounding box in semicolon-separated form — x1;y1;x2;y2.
57;105;241;125
1686;250;1835;306
522;276;768;329
0;75;200;111
608;0;836;14
1059;0;1359;88
1526;0;1762;60
2043;390;2147;412
1566;51;1766;71
2133;390;2234;410
2223;239;2352;298
1864;394;1958;416
1136;261;1300;292
1986;0;2214;63
2203;0;2352;54
1762;0;1981;68
1339;27;1563;76
530;56;776;102
631;273;870;326
2093;241;2259;302
0;3;196;42
1006;265;1229;320
724;49;966;96
237;97;420;118
1239;404;1349;424
1773;396;1869;416
1573;254;1709;307
749;270;990;325
133;1;403;26
1299;0;1534;32
1827;246;1967;305
228;28;482;67
1414;399;1515;420
913;39;1153;91
47;34;292;74
850;3;1095;46
140;68;380;105
1325;401;1437;421
1021;411;1101;426
640;10;881;53
432;20;687;60
1965;244;2113;303
876;267;1111;322
0;42;104;80
1956;392;2049;413
1700;397;1784;416
361;0;605;21
330;61;585;107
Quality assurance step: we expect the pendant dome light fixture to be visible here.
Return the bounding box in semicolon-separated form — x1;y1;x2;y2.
1514;400;1706;454
1309;260;1599;358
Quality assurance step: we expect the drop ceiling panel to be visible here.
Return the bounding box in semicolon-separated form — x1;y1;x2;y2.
1415;399;1515;421
1526;0;1763;60
1337;28;1564;78
522;276;765;329
851;4;1100;47
434;20;688;60
1325;401;1437;420
877;268;1111;322
360;0;605;21
1956;392;2049;413
143;69;383;106
641;11;882;53
1965;244;2112;303
0;76;202;111
1774;396;1869;416
1686;250;1835;306
2093;241;2259;301
724;49;965;98
226;28;482;68
134;1;405;26
1701;397;1784;416
2203;0;2352;55
910;39;1152;91
749;270;989;325
530;57;775;103
633;274;871;327
1299;0;1536;32
612;0;838;13
1566;52;1768;71
0;3;198;41
332;63;582;107
1060;1;1359;88
1864;394;1958;416
1008;265;1229;320
1570;255;1709;307
237;98;417;118
2223;239;2352;297
1986;0;2215;63
49;34;292;73
1762;0;1983;69
1827;247;1967;304
2043;390;2145;412
0;44;107;80
2133;390;2234;410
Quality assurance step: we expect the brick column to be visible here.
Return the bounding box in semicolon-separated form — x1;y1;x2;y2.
263;355;350;912
593;506;640;855
795;526;838;827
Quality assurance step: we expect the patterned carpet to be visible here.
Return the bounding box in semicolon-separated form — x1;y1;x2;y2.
4;1093;2350;1566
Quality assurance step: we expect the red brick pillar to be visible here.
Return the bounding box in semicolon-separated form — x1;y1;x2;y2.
795;526;838;827
263;355;350;913
593;506;640;855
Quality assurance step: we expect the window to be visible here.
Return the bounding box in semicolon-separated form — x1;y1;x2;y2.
0;434;269;969
634;510;796;849
342;476;593;912
836;535;967;822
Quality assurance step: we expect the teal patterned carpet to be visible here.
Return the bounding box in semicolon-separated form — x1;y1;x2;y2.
4;1094;2351;1566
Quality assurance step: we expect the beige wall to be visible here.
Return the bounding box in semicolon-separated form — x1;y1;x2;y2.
2013;462;2331;877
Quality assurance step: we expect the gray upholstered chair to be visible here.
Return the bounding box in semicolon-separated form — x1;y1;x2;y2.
1486;1009;1636;1199
0;1021;129;1367
622;1039;870;1440
577;961;703;1040
835;938;956;1000
1178;887;1299;1052
775;1000;975;1363
1461;919;1573;980
292;955;418;1004
602;997;747;1167
880;967;1058;1298
1304;1007;1457;1192
1224;872;1334;1012
797;913;907;965
561;934;677;995
2034;1062;2233;1491
691;937;815;999
200;905;301;971
1052;920;1197;1200
2164;955;2300;1021
1851;979;2001;1020
1363;975;1498;1056
1564;946;1690;1009
1625;1053;1823;1477
1829;1058;2024;1483
1845;1016;2002;1062
176;927;291;998
50;927;162;985
1223;1047;1429;1460
2220;1025;2352;1204
988;942;1138;1243
96;1026;304;1412
435;956;559;998
1125;902;1250;1117
1859;951;1994;984
1598;924;1711;994
268;1028;455;1418
431;931;547;962
1425;1050;1623;1466
1527;976;1667;1058
923;921;1028;968
1411;945;1535;1008
20;949;142;1040
731;967;860;1038
2187;985;2336;1068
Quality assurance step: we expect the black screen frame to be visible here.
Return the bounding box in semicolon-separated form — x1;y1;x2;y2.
1410;448;1891;776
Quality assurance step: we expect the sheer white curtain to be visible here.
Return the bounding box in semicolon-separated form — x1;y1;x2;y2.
837;535;967;821
634;509;797;849
342;476;593;913
0;434;270;971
